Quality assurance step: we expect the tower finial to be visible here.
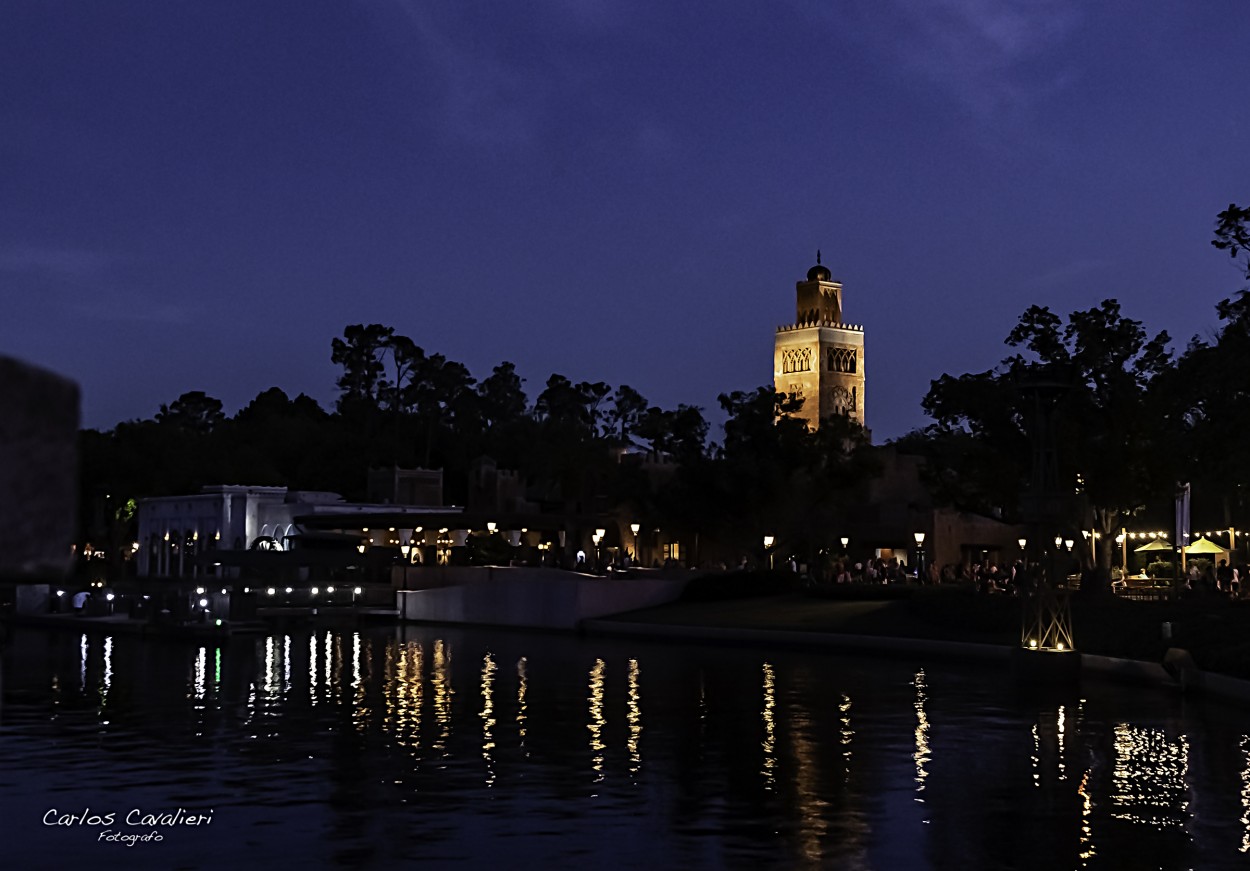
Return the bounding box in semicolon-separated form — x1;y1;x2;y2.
817;249;821;265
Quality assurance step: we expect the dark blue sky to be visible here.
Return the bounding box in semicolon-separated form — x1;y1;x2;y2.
3;1;1246;440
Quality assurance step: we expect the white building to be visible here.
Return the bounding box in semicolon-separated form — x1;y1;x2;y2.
136;485;447;578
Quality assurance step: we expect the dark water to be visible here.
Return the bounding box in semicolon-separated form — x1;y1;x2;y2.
1;624;1248;870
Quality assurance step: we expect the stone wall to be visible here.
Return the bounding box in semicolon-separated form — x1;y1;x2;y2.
0;355;79;579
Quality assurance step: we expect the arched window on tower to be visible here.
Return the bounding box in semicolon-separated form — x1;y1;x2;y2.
828;347;857;374
782;348;812;374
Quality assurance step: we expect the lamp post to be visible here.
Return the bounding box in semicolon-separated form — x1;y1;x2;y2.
840;536;849;553
763;535;775;570
630;522;641;561
913;532;926;582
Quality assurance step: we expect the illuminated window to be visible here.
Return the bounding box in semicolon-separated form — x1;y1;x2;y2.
781;348;812;374
663;541;681;561
827;346;857;374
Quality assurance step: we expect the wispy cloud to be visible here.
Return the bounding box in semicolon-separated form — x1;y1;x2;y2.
1022;256;1114;289
385;2;546;148
68;299;196;325
0;245;116;280
816;0;1083;119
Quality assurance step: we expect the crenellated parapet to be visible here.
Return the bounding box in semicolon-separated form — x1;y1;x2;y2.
777;319;864;333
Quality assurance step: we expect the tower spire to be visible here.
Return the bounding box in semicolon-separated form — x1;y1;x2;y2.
816;249;821;265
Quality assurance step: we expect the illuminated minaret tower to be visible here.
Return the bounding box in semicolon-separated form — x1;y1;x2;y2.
773;251;866;429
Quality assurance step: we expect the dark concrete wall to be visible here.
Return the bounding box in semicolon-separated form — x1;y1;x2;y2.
0;355;79;579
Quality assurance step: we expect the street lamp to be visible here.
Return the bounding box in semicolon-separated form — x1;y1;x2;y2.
487;522;497;534
630;522;641;561
914;531;926;581
840;536;849;551
763;535;775;570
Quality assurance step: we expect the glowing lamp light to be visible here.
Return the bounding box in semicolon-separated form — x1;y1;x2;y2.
106;593;115;602
311;587;319;596
285;587;293;594
198;598;208;607
840;536;849;548
353;587;362;595
196;587;205;595
1057;642;1066;651
215;619;222;627
56;590;65;597
595;528;606;540
244;587;251;594
763;535;775;549
1018;538;1027;549
1028;639;1038;649
1064;539;1074;550
487;522;497;533
327;586;335;594
267;588;276;596
913;532;925;545
357;543;366;554
630;522;641;535
400;544;411;557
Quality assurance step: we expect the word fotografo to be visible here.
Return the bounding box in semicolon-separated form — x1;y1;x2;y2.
43;807;215;827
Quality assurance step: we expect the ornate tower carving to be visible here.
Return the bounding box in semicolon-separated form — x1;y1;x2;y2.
773;252;866;429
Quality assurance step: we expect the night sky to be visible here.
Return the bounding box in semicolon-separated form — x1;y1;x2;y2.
3;1;1246;441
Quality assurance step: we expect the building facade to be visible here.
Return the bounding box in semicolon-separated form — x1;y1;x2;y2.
774;253;866;429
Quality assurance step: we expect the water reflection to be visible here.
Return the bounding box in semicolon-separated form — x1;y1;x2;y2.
1241;735;1250;854
588;658;606;783
761;661;777;790
481;652;496;787
1112;725;1189;828
913;669;930;801
839;693;853;779
627;658;641;776
432;639;452;755
517;656;528;753
6;626;1250;871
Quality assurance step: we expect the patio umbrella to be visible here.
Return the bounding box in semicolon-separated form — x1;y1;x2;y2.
1134;539;1172;553
1184;536;1226;555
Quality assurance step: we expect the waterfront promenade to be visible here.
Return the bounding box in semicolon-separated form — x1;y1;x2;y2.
584;588;1250;704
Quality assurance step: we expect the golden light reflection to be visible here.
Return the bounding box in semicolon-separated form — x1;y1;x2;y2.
383;641;398;734
517;657;528;753
789;696;828;864
588;659;606;783
1111;724;1189;828
627;659;642;775
1240;735;1250;853
1057;705;1066;781
481;652;496;787
839;693;853;779
351;633;373;732
79;633;87;691
913;669;930;801
1078;769;1095;866
395;641;423;752
432;639;452;754
761;662;776;790
1031;723;1040;788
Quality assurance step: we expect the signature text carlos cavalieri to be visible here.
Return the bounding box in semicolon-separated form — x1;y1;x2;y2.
44;808;215;845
